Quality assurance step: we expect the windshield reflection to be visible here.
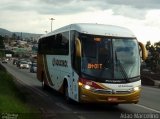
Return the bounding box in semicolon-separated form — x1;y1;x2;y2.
113;39;140;80
80;33;140;83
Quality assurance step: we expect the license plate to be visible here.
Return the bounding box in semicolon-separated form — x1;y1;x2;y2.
108;97;118;102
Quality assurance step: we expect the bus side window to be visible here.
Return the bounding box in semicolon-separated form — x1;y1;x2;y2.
38;39;42;54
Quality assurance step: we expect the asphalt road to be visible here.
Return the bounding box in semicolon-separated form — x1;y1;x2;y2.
1;61;160;119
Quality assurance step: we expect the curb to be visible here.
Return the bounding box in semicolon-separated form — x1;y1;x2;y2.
141;75;160;88
154;80;160;88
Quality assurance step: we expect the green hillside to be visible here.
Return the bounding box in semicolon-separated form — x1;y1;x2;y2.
0;28;42;40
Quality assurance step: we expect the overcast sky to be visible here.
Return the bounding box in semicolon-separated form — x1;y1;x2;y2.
0;0;160;44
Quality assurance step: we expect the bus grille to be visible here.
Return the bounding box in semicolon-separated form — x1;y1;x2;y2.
93;89;131;94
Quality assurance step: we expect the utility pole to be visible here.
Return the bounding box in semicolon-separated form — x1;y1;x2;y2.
50;18;55;32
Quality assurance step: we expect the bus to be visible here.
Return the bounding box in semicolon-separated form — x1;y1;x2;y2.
37;23;147;104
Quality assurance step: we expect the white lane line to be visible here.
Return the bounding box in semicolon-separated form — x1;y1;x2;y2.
26;84;49;97
14;76;49;97
77;115;87;119
5;65;49;97
136;104;160;113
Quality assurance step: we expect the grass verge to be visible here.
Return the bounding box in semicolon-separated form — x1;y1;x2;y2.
0;65;40;119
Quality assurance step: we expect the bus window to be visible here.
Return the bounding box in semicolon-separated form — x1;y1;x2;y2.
81;35;97;58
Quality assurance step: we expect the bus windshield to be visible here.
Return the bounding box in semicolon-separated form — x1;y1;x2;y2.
80;34;140;83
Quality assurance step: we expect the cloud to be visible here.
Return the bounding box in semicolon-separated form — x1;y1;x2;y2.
0;0;35;11
111;6;147;19
35;0;109;15
1;0;160;19
106;0;160;9
39;0;74;5
1;0;160;43
33;0;160;19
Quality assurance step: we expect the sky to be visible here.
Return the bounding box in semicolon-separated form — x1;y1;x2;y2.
0;0;160;44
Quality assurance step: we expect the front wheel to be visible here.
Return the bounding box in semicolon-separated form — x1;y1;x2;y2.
64;85;69;100
41;73;48;90
64;85;72;103
42;80;48;90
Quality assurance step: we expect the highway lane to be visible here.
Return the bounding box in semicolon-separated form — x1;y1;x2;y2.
139;86;160;112
1;61;160;119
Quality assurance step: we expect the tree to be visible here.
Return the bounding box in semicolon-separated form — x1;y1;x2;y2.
145;41;160;72
0;35;5;49
154;41;160;53
146;41;151;50
0;35;5;57
12;33;17;40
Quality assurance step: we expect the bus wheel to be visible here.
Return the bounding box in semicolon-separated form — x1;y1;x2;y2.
42;75;47;90
64;85;72;103
64;85;69;100
42;80;45;89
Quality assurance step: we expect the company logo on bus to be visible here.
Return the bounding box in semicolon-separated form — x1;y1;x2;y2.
52;58;68;67
118;85;133;88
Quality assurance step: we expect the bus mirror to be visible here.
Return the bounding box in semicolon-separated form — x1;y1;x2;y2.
75;38;82;57
139;42;148;60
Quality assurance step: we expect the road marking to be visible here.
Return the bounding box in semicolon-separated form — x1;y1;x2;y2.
77;115;87;119
2;63;49;97
136;104;160;113
15;76;49;97
27;84;49;97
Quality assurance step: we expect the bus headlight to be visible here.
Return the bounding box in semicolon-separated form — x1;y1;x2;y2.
78;82;83;86
134;87;140;91
84;85;91;90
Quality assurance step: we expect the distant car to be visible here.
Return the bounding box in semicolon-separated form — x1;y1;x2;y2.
16;59;26;67
13;59;18;65
30;62;37;73
1;58;8;63
19;61;30;69
26;60;32;66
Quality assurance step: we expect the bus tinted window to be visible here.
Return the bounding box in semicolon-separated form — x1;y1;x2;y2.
81;35;97;58
38;31;69;55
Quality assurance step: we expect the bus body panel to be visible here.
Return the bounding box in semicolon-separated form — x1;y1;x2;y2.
102;80;141;90
80;86;140;103
42;54;80;101
43;23;135;39
46;55;71;89
79;80;141;103
37;23;143;104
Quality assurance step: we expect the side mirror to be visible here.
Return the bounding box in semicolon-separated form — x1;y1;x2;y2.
139;42;148;60
75;38;82;57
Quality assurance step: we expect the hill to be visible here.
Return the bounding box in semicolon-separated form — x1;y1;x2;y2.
0;28;42;40
0;28;12;37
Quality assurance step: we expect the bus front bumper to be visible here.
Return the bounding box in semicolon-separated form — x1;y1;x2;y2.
79;87;141;104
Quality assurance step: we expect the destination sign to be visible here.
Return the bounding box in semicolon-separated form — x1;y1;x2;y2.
88;63;102;69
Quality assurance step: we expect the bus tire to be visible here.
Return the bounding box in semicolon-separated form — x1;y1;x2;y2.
64;83;72;103
42;80;47;90
64;85;69;100
42;73;47;90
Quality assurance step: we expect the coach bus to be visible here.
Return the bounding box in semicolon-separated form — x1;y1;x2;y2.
37;23;147;104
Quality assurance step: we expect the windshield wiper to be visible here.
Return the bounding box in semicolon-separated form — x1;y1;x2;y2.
102;57;110;69
115;51;130;83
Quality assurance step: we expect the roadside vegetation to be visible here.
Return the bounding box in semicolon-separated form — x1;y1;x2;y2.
0;64;40;119
141;41;160;86
145;41;160;72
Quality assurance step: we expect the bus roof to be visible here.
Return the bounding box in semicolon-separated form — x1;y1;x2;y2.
42;23;136;38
